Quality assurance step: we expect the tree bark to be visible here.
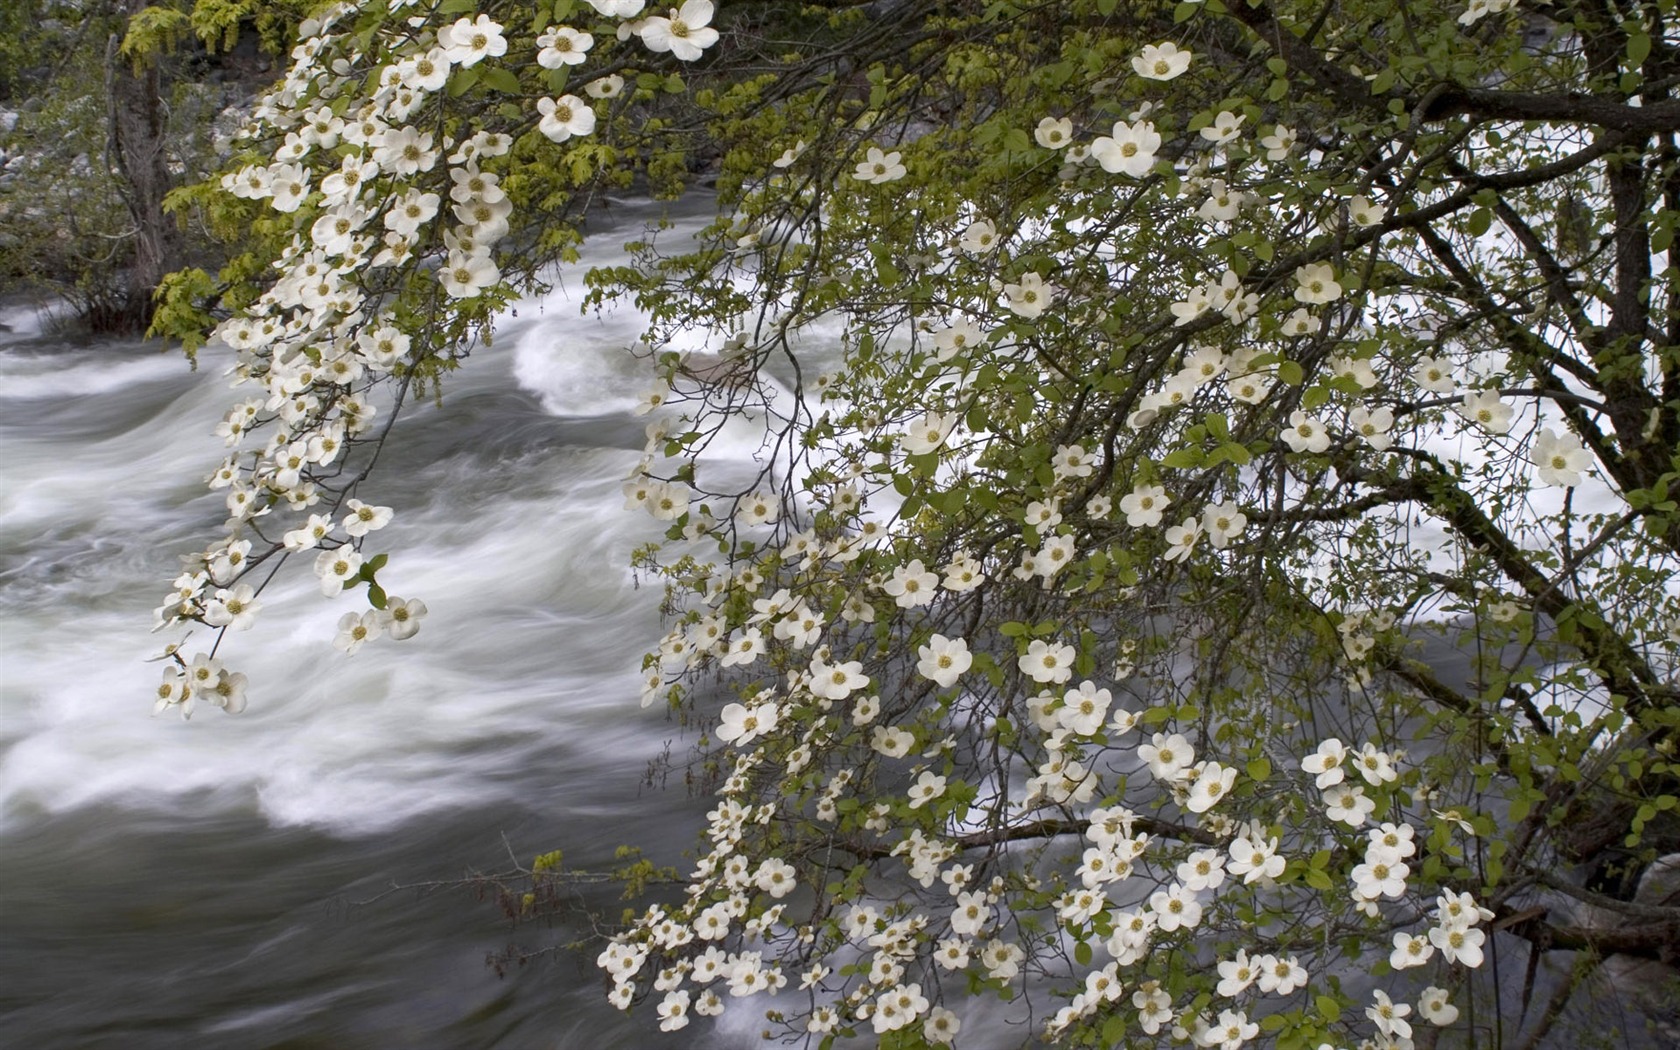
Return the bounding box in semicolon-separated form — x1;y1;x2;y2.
102;1;175;333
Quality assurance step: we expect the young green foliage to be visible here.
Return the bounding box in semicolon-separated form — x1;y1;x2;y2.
155;1;1680;1047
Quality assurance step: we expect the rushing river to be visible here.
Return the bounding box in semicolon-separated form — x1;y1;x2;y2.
5;197;1677;1050
0;200;770;1049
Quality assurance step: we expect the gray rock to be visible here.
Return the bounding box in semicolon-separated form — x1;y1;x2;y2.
1636;852;1680;906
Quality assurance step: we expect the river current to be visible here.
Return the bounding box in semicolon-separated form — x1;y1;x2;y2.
0;200;766;1049
5;196;1676;1050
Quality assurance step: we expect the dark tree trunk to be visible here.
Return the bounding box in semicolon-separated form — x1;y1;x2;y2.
102;1;175;334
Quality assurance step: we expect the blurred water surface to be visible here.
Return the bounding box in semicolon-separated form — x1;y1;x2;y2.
0;200;753;1049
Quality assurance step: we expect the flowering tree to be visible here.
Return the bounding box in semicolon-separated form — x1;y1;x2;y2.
150;0;1680;1047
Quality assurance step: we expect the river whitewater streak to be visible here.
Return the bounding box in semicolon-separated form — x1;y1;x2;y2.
7;196;1672;1050
0;199;779;1050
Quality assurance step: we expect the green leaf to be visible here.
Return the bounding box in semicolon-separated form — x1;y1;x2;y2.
1628;31;1653;67
872;244;900;284
479;65;522;95
1317;995;1342;1023
367;582;388;610
1508;795;1531;824
1075;646;1096;678
907;452;938;477
1653;215;1675;253
447;65;480;97
1074;940;1093;966
1466;207;1492;236
1247;756;1271;782
119;5;191;66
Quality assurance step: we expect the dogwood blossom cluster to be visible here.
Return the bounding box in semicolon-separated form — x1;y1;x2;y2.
164;1;1680;1047
585;14;1626;1036
154;1;723;714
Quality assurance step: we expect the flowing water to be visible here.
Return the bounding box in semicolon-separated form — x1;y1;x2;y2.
0;199;768;1049
4;198;1675;1050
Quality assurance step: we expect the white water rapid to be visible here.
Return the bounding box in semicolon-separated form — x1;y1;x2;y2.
0;199;769;1050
